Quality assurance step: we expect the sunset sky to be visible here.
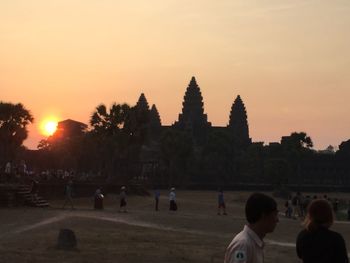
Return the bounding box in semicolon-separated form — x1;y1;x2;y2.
1;0;349;150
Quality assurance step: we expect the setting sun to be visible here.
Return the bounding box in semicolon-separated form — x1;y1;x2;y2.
40;119;58;136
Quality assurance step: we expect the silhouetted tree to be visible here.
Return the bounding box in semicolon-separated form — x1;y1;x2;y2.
0;102;33;163
281;132;314;186
90;103;130;136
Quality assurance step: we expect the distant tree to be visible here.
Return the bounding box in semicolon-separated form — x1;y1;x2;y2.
90;103;130;136
89;102;139;180
281;132;313;150
281;132;314;186
338;140;350;157
0;102;34;163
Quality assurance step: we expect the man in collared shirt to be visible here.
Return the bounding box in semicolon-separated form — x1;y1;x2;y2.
225;193;279;263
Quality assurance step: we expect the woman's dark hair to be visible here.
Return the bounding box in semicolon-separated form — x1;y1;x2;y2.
245;193;277;224
303;199;334;231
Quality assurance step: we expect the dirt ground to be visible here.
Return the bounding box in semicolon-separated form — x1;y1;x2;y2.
0;190;349;263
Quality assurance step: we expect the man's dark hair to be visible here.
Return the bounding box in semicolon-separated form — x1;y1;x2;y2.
245;193;277;224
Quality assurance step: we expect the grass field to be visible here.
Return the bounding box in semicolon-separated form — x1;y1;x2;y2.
0;191;349;263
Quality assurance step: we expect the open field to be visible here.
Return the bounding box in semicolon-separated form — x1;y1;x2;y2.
1;191;350;263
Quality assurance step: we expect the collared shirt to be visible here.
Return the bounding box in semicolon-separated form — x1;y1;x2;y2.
225;225;264;263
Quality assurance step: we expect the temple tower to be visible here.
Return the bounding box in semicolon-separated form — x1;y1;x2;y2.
136;93;150;112
228;95;251;146
149;104;162;139
174;76;211;143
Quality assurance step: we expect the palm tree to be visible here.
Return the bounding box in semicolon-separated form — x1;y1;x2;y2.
0;102;34;163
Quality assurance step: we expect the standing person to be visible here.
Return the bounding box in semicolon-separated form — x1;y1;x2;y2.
296;199;348;263
218;189;227;215
62;180;74;209
4;161;11;182
169;187;177;211
94;187;104;210
30;178;39;203
119;186;127;213
292;192;301;219
285;195;293;218
154;189;160;211
333;198;339;213
224;193;279;263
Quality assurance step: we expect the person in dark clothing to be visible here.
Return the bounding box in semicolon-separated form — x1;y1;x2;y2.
296;199;348;263
154;189;160;211
119;186;127;212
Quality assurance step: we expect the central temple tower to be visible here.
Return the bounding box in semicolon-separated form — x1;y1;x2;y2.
174;76;211;143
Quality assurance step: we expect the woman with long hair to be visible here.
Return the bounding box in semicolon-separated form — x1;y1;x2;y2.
296;199;348;263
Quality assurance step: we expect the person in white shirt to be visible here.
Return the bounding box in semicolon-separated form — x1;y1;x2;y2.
169;187;177;211
225;193;279;263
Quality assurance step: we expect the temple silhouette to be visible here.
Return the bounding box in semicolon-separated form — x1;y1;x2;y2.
132;76;252;184
22;76;350;188
138;76;251;146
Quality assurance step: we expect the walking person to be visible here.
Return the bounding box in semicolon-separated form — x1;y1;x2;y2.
169;187;177;211
119;186;127;213
224;193;279;263
154;189;160;211
285;195;293;218
62;180;74;209
296;199;349;263
217;189;227;215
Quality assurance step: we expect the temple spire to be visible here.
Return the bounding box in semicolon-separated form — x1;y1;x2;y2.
228;95;251;146
174;77;210;143
136;93;150;112
150;104;161;128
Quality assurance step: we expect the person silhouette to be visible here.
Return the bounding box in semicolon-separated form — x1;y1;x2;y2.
225;193;279;263
296;199;349;263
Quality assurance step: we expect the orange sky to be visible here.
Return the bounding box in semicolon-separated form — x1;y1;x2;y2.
1;0;349;150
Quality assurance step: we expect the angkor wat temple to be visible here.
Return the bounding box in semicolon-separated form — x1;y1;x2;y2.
130;76;253;185
29;76;350;188
142;76;251;146
135;76;350;188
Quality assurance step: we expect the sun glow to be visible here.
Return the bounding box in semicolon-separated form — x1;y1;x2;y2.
40;119;58;136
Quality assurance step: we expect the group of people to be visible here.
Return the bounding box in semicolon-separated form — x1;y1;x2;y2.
285;192;343;220
225;192;348;263
62;183;229;214
60;183;349;262
62;184;182;212
62;182;128;212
